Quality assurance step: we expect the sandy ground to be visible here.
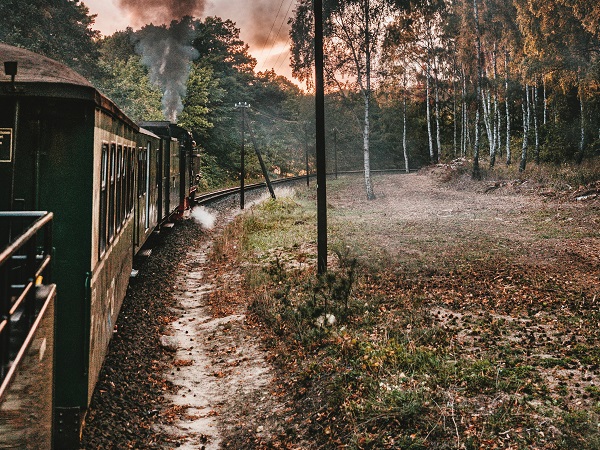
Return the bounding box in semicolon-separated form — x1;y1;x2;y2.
157;191;294;449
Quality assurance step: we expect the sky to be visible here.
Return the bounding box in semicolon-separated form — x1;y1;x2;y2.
85;0;296;82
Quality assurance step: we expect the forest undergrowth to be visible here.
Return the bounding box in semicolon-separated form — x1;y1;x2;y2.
210;162;600;449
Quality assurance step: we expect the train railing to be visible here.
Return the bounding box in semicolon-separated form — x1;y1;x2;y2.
0;211;56;449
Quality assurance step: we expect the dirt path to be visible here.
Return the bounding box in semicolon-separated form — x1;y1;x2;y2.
157;193;295;449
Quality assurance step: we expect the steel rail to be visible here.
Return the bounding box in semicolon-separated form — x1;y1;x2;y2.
193;170;415;206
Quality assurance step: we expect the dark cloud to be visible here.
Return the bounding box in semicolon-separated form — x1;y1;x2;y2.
248;0;293;64
118;0;206;25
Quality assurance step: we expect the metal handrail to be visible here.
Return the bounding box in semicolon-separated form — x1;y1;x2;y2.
0;212;53;265
0;211;54;384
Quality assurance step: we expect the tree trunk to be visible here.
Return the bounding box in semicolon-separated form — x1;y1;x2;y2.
472;0;482;179
495;94;501;159
577;90;585;164
453;55;458;157
505;50;511;165
473;108;481;179
493;46;500;163
532;83;539;164
434;65;441;163
403;83;409;173
483;88;494;165
426;64;434;164
519;84;530;172
461;66;467;157
363;0;375;199
543;76;547;125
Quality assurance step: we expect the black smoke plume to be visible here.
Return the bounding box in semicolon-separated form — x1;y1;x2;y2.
135;19;198;122
118;0;206;26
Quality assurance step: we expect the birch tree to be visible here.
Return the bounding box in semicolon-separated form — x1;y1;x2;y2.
291;0;400;200
384;1;447;164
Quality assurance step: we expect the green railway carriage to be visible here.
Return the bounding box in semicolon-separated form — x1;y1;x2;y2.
140;121;195;220
133;127;161;256
0;44;190;448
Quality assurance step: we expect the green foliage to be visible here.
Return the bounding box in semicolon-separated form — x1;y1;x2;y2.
0;0;100;78
95;56;164;123
192;17;256;76
178;65;223;133
559;410;600;449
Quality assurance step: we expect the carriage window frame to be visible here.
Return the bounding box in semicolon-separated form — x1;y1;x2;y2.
127;147;134;217
108;143;116;244
99;143;109;258
116;145;123;231
137;147;145;198
121;146;126;224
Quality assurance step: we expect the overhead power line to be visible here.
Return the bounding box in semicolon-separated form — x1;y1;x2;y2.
257;0;287;63
259;0;295;73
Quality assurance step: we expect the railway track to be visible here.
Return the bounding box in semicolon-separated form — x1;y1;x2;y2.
193;175;308;205
193;170;414;205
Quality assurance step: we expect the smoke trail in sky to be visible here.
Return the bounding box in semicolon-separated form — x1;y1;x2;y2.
134;19;198;122
118;0;206;26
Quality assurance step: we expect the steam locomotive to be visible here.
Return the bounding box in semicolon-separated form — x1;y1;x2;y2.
0;43;197;447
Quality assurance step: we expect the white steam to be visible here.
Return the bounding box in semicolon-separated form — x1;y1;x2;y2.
191;206;217;230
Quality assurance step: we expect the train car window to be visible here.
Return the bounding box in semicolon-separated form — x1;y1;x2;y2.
124;147;129;218
120;146;126;225
99;143;108;257
137;147;144;198
116;145;122;231
125;148;129;217
145;143;151;230
126;147;132;217
124;147;129;219
108;143;116;243
128;147;135;216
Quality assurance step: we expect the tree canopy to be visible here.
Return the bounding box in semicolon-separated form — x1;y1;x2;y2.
0;0;100;78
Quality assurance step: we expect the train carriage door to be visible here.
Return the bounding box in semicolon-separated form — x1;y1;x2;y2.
157;140;163;222
163;140;170;218
0;101;15;245
99;143;108;257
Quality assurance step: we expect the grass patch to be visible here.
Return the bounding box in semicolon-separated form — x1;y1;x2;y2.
220;171;600;448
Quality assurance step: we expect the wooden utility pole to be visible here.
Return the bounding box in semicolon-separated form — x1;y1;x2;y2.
235;102;250;209
314;0;327;274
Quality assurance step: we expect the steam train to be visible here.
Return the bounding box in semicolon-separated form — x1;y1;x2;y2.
0;43;197;447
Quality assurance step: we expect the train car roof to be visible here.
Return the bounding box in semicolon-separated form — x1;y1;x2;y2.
139;121;191;141
0;43;138;130
0;43;93;86
138;127;161;139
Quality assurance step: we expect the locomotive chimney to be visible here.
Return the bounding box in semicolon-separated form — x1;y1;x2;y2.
4;61;17;83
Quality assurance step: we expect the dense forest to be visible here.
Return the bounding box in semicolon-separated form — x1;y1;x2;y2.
1;0;598;190
289;0;600;196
